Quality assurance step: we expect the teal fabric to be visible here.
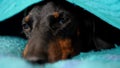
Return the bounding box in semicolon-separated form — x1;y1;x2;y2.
0;0;120;68
67;0;120;29
1;0;120;29
0;0;41;21
0;36;120;68
0;36;27;57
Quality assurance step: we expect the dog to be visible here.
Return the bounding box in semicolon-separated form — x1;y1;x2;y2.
22;0;115;64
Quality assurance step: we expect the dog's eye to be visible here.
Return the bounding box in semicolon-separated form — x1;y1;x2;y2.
59;18;65;24
22;23;30;29
23;18;33;29
58;17;69;25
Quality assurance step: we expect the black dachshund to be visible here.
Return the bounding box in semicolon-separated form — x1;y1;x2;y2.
22;0;115;63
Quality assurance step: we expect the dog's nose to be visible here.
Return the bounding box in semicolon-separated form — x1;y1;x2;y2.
25;56;47;64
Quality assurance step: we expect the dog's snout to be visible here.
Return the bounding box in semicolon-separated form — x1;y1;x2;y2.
23;40;48;64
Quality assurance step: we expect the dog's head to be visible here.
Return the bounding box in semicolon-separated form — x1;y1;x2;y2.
22;1;82;63
22;0;115;64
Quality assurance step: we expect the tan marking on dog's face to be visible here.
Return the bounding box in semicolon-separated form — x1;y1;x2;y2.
59;38;74;59
48;38;74;62
23;44;29;57
24;15;30;23
48;41;62;62
53;12;59;18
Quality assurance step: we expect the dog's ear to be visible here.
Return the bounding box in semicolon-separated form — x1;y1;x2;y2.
94;37;115;50
82;16;115;50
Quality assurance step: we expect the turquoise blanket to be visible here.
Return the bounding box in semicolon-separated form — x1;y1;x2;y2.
0;36;120;68
0;0;120;68
0;0;120;29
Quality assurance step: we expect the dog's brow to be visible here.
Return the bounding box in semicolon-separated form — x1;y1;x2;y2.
53;12;59;18
24;16;30;23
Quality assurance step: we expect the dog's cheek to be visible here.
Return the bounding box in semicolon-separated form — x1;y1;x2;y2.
48;38;74;62
23;44;29;57
58;38;74;59
48;41;62;62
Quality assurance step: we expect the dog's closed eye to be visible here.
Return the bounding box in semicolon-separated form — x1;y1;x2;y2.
58;12;70;25
22;16;33;38
58;17;69;25
49;12;70;30
22;23;30;29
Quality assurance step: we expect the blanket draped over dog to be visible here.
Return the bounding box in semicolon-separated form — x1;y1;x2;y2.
1;0;120;29
0;0;120;68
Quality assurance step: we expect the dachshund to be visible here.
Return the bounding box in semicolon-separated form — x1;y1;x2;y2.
22;0;115;64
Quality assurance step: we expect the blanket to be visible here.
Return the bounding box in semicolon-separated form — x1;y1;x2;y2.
0;36;120;68
1;0;120;29
0;0;120;68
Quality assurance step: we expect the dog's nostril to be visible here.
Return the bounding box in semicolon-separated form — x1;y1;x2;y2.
26;57;47;64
